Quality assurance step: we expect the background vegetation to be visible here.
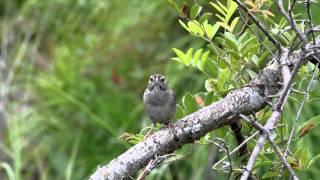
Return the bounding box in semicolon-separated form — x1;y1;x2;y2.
1;0;320;179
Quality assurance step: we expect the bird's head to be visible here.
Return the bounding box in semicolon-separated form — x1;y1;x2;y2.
147;74;168;91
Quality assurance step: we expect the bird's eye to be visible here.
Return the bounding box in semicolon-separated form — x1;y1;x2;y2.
150;77;154;81
160;78;165;82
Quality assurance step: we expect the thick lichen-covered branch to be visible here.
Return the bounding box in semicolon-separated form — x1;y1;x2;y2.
90;38;320;179
90;61;285;179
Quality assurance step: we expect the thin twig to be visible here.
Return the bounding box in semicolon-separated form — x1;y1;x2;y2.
212;131;259;169
239;114;298;180
233;0;282;50
241;48;306;180
276;0;307;49
212;138;232;180
237;9;279;60
137;154;175;180
279;63;319;176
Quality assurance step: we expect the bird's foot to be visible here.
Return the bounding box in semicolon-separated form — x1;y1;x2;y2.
143;127;153;141
165;123;175;135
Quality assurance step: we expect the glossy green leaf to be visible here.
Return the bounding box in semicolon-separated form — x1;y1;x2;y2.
176;104;187;119
198;50;210;71
307;153;320;168
217;0;228;13
210;2;226;16
179;19;190;32
204;60;218;78
247;69;257;79
300;148;308;169
199;13;212;24
185;48;193;66
229;17;239;32
172;48;186;64
192;48;203;66
204;23;220;40
190;4;202;19
251;54;259;65
187;21;204;36
225;0;238;23
182;92;198;114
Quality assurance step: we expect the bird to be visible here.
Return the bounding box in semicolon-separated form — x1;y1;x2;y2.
143;74;177;138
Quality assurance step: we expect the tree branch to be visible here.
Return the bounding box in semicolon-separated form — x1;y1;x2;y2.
88;42;320;179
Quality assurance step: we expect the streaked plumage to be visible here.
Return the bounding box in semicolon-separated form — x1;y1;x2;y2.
143;74;176;125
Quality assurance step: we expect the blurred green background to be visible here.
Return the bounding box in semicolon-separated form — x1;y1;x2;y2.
1;0;320;179
0;0;206;179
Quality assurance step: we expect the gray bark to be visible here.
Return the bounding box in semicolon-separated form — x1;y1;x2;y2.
89;35;320;179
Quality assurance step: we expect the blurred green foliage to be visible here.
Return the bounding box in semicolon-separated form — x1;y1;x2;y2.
1;0;320;179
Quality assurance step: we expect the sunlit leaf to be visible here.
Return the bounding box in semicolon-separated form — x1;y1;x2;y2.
190;4;202;19
307;153;320;169
225;0;238;23
210;2;226;16
198;50;210;71
182;92;198;114
179;19;190;32
204;23;220;40
176;104;187;119
199;13;212;24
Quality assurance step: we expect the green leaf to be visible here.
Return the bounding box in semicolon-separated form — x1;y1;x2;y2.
240;37;257;52
297;114;320;139
210;2;226;16
198;50;210;71
205;78;217;92
172;48;187;65
218;0;228;13
225;0;238;23
209;43;224;57
167;0;180;12
204;91;220;105
300;148;308;169
223;32;238;51
187;21;204;36
0;162;15;180
176;104;187;119
307;153;320;168
192;49;203;66
218;68;230;89
199;13;212;24
251;54;259;65
179;19;190;32
190;4;202;19
243;44;260;57
229;17;239;32
262;172;278;179
215;14;226;22
247;69;257;79
182;92;198;114
185;48;193;66
204;23;220;39
171;57;181;62
204;60;218;78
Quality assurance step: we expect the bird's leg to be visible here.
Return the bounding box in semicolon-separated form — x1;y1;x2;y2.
165;123;174;135
143;123;156;141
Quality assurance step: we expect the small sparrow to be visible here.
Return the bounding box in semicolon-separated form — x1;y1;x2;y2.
143;74;177;137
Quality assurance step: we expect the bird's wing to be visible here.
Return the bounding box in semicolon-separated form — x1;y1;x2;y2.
170;89;177;107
